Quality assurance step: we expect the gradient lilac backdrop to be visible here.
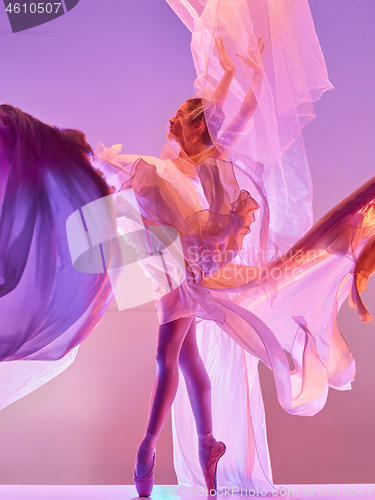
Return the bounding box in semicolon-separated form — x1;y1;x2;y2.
0;0;374;486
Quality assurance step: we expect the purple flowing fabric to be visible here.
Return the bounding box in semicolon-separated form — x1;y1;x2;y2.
0;105;114;409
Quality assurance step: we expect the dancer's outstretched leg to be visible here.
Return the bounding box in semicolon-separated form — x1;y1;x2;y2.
135;316;194;478
178;319;217;470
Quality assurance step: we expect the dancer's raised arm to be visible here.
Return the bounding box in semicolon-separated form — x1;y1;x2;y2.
212;37;236;107
219;36;265;148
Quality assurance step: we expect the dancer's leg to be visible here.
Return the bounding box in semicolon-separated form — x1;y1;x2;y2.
178;319;212;434
136;316;193;477
178;319;217;469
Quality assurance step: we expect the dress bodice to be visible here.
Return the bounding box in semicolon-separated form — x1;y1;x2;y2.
118;155;259;284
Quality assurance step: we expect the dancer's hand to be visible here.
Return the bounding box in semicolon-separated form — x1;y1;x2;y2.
219;35;265;150
237;35;265;72
213;37;236;106
215;37;235;75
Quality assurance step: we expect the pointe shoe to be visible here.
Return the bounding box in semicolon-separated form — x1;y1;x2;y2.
202;441;226;492
133;450;156;497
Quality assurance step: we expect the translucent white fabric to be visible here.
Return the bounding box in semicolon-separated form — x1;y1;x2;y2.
93;144;375;491
165;0;333;256
80;0;373;490
163;0;333;490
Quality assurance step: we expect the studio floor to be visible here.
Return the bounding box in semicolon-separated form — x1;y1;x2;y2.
0;484;374;500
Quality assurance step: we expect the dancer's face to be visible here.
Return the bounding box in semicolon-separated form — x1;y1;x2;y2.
168;101;197;145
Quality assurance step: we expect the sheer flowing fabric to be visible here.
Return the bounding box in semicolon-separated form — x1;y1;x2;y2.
93;144;375;490
165;0;333;255
161;0;334;490
0;105;114;410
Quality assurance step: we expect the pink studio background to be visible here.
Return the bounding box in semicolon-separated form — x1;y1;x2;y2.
0;0;374;486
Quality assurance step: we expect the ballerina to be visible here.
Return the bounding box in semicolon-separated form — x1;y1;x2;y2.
89;32;374;494
129;36;266;496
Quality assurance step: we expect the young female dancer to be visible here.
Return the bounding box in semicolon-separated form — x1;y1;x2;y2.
90;33;374;494
131;37;266;495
